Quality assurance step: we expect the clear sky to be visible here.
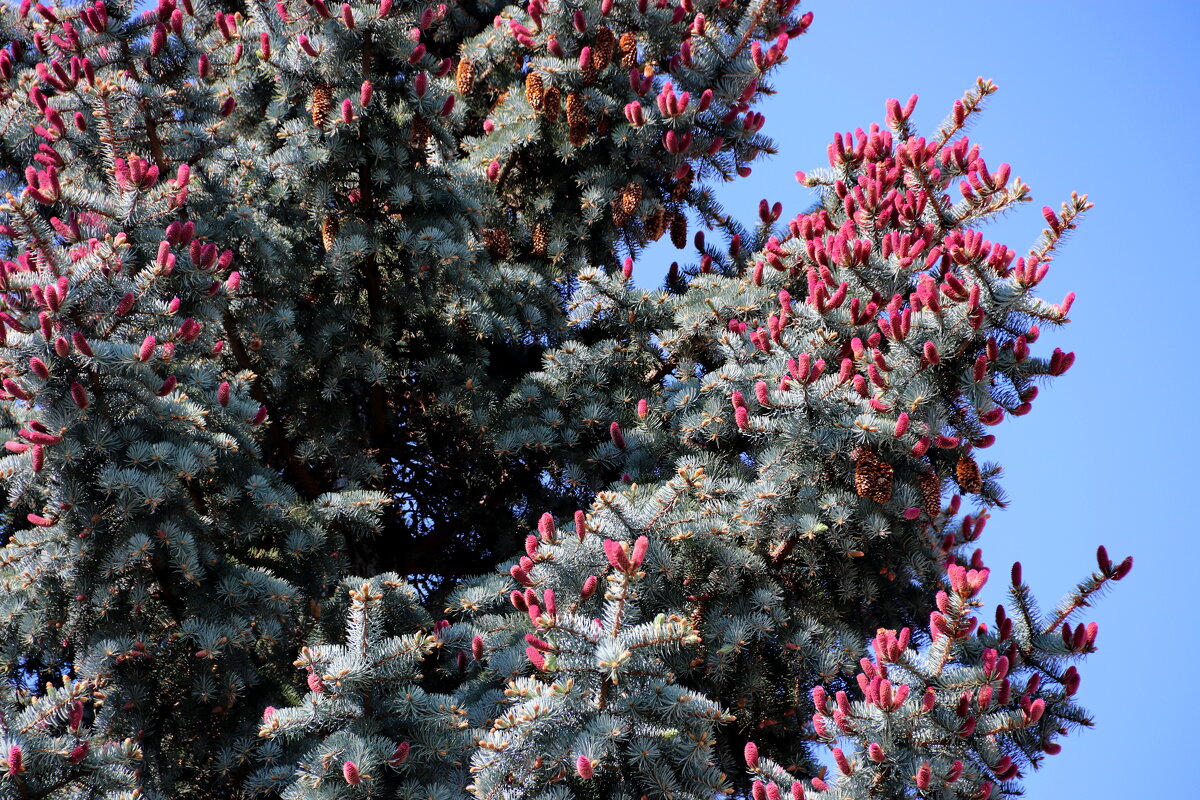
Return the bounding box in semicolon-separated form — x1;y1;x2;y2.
635;1;1199;796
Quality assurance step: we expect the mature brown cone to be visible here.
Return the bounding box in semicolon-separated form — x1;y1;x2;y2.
593;27;615;70
619;182;643;216
955;453;983;494
543;87;561;121
669;211;687;249
525;72;545;111
855;449;894;503
611;205;629;228
567;93;587;146
917;471;942;517
646;207;668;241
483;228;510;259
321;215;338;251
455;58;476;94
410;115;430;149
531;222;548;257
311;82;333;128
619;32;638;67
672;168;694;201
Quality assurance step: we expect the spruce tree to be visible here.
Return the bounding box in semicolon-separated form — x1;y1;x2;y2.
0;0;1130;798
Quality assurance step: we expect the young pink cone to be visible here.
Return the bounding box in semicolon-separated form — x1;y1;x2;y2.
576;755;594;779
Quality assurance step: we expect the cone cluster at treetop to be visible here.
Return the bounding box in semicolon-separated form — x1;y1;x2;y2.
0;0;1130;797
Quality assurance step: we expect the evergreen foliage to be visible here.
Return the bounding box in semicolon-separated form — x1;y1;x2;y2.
0;0;1130;798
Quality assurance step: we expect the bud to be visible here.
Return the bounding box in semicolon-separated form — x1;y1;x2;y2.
915;762;931;790
217;381;231;407
575;510;586;541
388;741;410;766
581;575;598;599
609;421;626;450
342;760;361;785
576;755;594;779
744;741;759;768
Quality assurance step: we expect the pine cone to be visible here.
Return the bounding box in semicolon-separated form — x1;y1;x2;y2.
483;228;510;259
525;72;545;111
955;453;983;494
672;168;694;201
593;27;615;71
611;205;628;228
410;115;430;149
918;471;942;517
854;449;894;503
619;32;638;68
531;222;548;257
566;93;586;146
311;82;333;128
620;182;643;216
646;207;668;241
669;211;687;249
543;86;561;121
596;113;611;137
321;215;338;251
455;59;476;94
580;58;596;87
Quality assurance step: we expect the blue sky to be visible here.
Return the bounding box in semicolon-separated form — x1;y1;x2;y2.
636;1;1198;795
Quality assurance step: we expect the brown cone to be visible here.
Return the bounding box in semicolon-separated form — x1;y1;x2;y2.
321;215;338;251
619;32;638;68
311;83;333;128
620;182;643;216
531;222;548;257
483;228;510;260
955;454;983;494
672;168;694;201
646;207;668;241
594;27;615;71
543;87;561;121
669;212;687;249
409;115;430;149
567;93;587;146
525;72;545;111
455;59;476;95
918;471;942;517
855;449;894;503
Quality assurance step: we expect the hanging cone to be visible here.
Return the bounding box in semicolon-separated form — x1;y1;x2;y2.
410;116;430;149
646;207;668;241
619;182;643;216
918;471;941;517
525;72;545;111
531;222;548;257
483;228;510;259
455;58;476;94
311;82;333;128
855;449;893;503
543;86;561;121
566;93;587;146
672;168;694;201
955;453;983;494
321;215;339;251
593;27;615;70
619;32;638;68
669;211;687;249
